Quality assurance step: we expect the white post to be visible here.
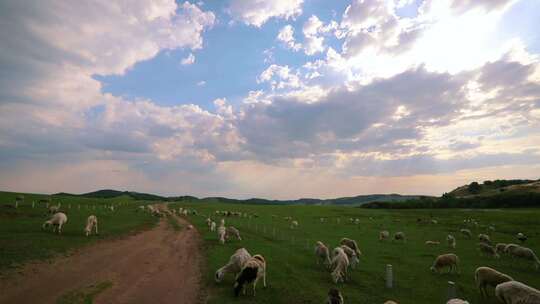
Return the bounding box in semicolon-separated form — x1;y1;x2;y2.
386;264;393;288
447;281;456;300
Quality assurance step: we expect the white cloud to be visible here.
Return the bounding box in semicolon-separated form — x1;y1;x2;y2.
181;53;196;65
277;25;301;51
257;64;301;90
228;0;304;27
197;80;206;86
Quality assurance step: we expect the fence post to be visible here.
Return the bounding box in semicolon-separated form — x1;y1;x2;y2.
32;201;35;208
447;281;456;300
386;264;393;288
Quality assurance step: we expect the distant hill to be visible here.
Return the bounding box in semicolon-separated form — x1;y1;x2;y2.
54;189;166;201
448;179;540;198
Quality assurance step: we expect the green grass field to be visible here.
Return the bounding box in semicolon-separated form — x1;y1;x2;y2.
171;202;540;304
0;191;157;272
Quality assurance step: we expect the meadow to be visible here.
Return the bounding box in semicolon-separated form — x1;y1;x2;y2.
0;191;157;272
172;202;540;304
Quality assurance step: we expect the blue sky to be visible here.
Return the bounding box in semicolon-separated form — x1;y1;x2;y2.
1;0;539;198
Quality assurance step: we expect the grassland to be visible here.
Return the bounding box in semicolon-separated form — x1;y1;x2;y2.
171;202;540;304
0;191;157;272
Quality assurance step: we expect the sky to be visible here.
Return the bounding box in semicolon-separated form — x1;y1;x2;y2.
0;0;539;199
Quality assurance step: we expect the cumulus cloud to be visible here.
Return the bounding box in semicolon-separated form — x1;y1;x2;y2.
277;25;301;51
181;53;196;65
228;0;304;27
257;64;302;90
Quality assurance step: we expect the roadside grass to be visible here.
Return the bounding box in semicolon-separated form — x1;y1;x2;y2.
56;281;113;304
170;203;540;304
0;191;158;273
167;216;183;231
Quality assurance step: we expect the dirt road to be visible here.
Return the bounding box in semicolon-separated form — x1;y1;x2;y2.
0;216;203;304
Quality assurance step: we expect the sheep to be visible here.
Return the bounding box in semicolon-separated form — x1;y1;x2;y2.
42;212;68;234
326;288;344;304
430;253;459;274
354;218;360;225
478;233;492;245
425;241;440;246
220;218;225;227
315;241;331;266
48;205;60;214
210;221;216;232
495;281;540;304
431;219;438;224
379;230;390;241
447;234;456;249
215;248;251;283
320;218;326;223
233;254;267;297
478;243;499;258
137;206;145;212
206;218;212;228
460;229;472;239
517;232;527;243
84;215;98;236
340;245;360;269
510;246;540;269
330;247;350;283
488;225;496;233
290;220;299;229
474;266;513;297
384;301;399;304
340;238;362;258
505;244;521;256
447;299;469;304
226;226;242;241
218;226;227;244
496;243;508;255
393;232;406;243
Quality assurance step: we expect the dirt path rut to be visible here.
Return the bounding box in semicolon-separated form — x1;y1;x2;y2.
0;216;203;304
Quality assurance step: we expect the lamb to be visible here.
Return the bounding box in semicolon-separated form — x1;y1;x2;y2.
206;218;212;228
474;266;513;297
495;281;540;304
447;299;469;304
340;238;362;257
510;246;540;269
218;226;227;244
379;230;390;241
330;247;350;283
478;233;492;244
496;243;508;255
326;288;344;304
478;243;499;258
447;234;456;249
42;212;68;234
215;248;251;283
315;241;331;266
84;215;98;236
226;226;242;241
210;221;216;232
234;254;267;297
430;253;459;274
393;232;406;242
340;245;360;269
516;232;527;243
425;241;440;246
290;220;299;229
460;229;472;239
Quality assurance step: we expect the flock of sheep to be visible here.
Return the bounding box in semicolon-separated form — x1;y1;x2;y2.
42;205;99;236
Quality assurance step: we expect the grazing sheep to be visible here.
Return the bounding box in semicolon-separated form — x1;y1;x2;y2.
431;219;438;224
496;243;508;255
447;234;456;249
42;212;68;234
290;220;299;229
505;244;521;256
460;229;472;239
218;226;227;244
327;288;344;304
431;253;459;274
84;215;98;236
510;246;540;269
210;221;216;232
478;233;492;244
495;281;540;304
331;247;350;283
48;205;59;214
517;232;527;243
340;238;362;257
393;232;406;242
474;266;513;297
215;248;251;283
478;243;499;258
379;230;390;241
187;224;194;230
220;218;225;227
226;226;242;241
425;241;440;246
206;218;212;227
315;241;331;266
340;245;360;269
447;299;469;304
384;301;399;304
234;254;267;297
354;218;360;225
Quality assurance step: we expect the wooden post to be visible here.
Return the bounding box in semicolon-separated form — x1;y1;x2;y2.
386;264;393;288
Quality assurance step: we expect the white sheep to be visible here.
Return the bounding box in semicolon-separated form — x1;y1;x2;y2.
327;288;344;304
340;244;360;269
431;253;459;274
233;254;267;297
220;218;225;227
84;215;98;236
384;301;399;304
210;221;216;232
496;243;508;255
42;212;68;234
218;226;227;244
340;238;362;257
48;205;59;214
478;243;499;259
331;247;350;283
505;244;521;256
315;241;331;266
474;266;513;297
226;226;242;241
478;233;492;244
510;246;540;270
393;232;406;242
215;248;251;283
379;230;390;241
495;281;540;304
460;229;472;239
447;299;469;304
425;241;440;246
447;234;456;249
516;232;527;243
290;220;299;229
